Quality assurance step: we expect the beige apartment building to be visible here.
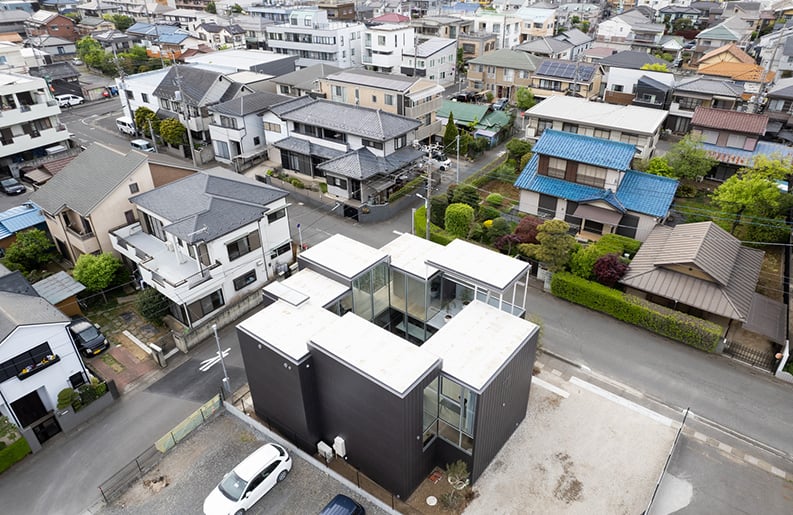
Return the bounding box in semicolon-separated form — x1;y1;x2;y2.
467;49;542;103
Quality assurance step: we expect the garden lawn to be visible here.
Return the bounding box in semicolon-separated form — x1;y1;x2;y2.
480;179;520;205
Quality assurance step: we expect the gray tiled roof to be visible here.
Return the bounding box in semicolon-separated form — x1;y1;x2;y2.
130;168;288;244
269;95;315;116
274;137;347;160
0;292;70;341
210;91;293;116
274;63;343;88
516;37;571;56
411;37;457;58
674;76;744;96
153;65;226;105
556;28;591;47
32;271;85;305
279;99;420;140
30;144;148;217
768;77;793;99
318;147;423;180
621;222;763;321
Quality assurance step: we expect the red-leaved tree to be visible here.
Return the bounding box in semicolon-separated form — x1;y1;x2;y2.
593;253;628;287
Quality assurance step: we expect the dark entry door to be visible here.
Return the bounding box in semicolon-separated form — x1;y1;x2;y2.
11;390;47;428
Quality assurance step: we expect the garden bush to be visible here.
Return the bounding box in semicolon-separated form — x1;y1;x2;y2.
597;234;641;257
0;437;31;474
451;184;480;211
476;205;501;223
289;178;305;189
414;206;455;245
445;203;475;238
430;195;448;227
488;217;511;242
550;272;721;352
389;175;424;203
675;184;697;198
485;193;503;207
137;287;169;325
57;388;77;410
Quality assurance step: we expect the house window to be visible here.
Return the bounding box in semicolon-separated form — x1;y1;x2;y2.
0;342;53;382
378;35;386;45
267;208;286;223
700;129;718;144
583;219;604;234
437;377;475;453
327;176;348;189
547;157;566;179
611;84;624;92
126;90;134;100
187;290;224;321
129;182;139;194
141;93;149;103
594;128;610;139
372;95;377;103
562;123;578;134
362;138;384;150
641;93;657;103
226;230;261;261
233;270;257;291
537;119;552;135
270;242;292;259
141;212;166;241
677;97;701;111
726;133;746;149
219;115;237;129
253;136;260;145
538;194;556;218
577;164;606;188
395;135;406;149
280;85;290;94
620;133;639;145
215;141;230;159
263;122;281;133
384;94;394;106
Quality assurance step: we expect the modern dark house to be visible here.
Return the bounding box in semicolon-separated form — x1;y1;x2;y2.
237;234;539;499
632;75;673;110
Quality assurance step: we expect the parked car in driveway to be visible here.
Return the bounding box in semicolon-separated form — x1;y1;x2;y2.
0;177;26;195
427;152;452;171
319;494;365;515
492;97;509;111
55;94;84;107
204;443;291;515
68;317;109;357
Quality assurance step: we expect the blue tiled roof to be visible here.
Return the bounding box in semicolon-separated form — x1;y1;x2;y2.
514;155;678;218
703;141;793;167
0;202;46;240
532;130;636;171
158;33;189;44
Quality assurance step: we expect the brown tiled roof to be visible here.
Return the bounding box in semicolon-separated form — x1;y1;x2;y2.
698;61;775;82
698;43;755;65
691;107;768;134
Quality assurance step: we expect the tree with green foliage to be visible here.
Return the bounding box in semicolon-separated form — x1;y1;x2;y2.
518;220;577;273
450;183;480;211
206;1;217;13
487;217;511;242
672;18;693;33
643;156;674;177
515;87;537;110
430;195;448;227
641;63;669;72
103;14;135;31
664;134;716;180
134;107;159;138
2;228;54;273
73;253;123;293
159;118;187;146
456;47;465;74
711;157;792;236
65;12;82;23
580;21;590;33
230;3;243;13
137;287;169;325
443;113;458;150
506;138;532;164
445;203;475;238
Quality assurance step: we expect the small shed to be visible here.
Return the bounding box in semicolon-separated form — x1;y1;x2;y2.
32;271;86;317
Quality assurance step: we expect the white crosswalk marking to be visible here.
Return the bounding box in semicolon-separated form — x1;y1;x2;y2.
199;348;230;372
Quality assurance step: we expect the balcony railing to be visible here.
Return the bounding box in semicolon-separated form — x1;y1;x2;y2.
66;226;95;241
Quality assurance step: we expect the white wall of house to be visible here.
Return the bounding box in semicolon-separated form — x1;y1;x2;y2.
402;39;457;85
596;18;632;43
605;68;674;96
266;10;364;68
115;68;168;120
462;13;522;49
363;25;414;72
0;323;85;425
209;111;266;164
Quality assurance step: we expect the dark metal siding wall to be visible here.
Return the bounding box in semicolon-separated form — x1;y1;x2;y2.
471;330;538;482
237;330;320;451
310;346;441;499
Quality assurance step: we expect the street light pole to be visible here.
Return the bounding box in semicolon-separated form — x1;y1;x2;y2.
456;134;460;183
212;324;230;393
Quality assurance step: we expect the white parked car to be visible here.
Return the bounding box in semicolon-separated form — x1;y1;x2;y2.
55;94;84;107
203;443;291;515
427;152;452;171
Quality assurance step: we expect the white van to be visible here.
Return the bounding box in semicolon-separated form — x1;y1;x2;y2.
116;117;136;136
130;139;155;152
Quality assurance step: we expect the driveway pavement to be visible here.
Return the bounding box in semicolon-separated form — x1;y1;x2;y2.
101;412;391;515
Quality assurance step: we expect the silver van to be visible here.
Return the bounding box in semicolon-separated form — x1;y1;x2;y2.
130;139;155;152
116;116;136;135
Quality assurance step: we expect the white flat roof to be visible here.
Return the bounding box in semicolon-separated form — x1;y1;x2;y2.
426;239;530;291
264;268;349;308
299;234;388;280
421;301;538;392
185;49;288;69
237;300;339;362
379;233;441;279
526;95;668;135
309;313;440;397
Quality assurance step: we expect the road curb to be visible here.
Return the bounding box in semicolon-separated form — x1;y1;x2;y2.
540;348;582;369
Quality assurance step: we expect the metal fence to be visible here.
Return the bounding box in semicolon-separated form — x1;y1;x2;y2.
97;393;222;504
723;341;778;372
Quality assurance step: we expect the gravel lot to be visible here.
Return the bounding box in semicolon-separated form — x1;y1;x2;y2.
101;413;391;515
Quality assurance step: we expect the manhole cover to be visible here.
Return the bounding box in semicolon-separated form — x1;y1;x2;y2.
426;496;437;506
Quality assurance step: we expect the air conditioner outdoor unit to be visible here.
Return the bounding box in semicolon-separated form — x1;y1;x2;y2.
317;441;334;461
333;436;346;457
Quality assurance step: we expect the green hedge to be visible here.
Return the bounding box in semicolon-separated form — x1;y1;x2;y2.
414;206;455;245
389;176;425;203
0;437;31;475
550;272;722;352
598;234;642;257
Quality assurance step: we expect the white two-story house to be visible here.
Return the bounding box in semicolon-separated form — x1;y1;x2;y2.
110;168;292;329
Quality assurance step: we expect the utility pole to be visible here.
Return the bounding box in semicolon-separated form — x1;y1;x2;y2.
456;134;460;183
174;65;199;167
148;118;158;152
113;46;137;135
425;147;431;240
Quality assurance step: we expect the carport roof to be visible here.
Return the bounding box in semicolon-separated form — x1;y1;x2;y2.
32;271;85;305
422;301;538;393
309;312;441;398
238;300;339;362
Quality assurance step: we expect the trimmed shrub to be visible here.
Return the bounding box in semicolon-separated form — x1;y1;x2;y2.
430;195;448;228
414;206;455;245
445;203;475;238
57;388;77;410
138;287;169;325
675;184;697;198
451;184;480;211
485;193;503;207
550;272;721;352
289;178;305;189
476;205;501;223
598;234;642;257
514;215;542;244
570;245;615;280
389;175;424;203
488;217;511;242
0;437;31;474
